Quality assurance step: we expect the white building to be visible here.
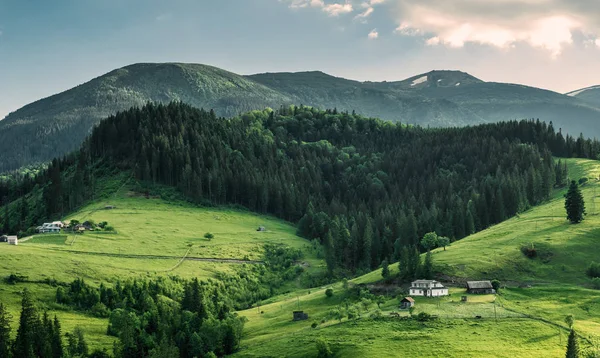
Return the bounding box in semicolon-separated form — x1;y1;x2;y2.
40;223;61;233
409;280;449;297
7;236;18;245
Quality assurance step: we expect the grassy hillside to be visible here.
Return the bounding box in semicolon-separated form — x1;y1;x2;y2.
567;85;600;107
3;63;600;172
232;158;600;358
0;184;325;352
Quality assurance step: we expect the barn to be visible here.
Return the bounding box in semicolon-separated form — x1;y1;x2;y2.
466;281;496;294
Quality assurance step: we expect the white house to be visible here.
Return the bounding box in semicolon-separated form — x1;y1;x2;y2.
40;223;61;233
7;236;18;245
409;280;449;297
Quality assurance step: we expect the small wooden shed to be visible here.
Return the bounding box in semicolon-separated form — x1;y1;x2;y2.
7;236;18;245
400;297;415;309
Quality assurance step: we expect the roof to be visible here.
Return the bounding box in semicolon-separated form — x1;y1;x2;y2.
467;281;493;289
401;297;415;303
412;280;438;284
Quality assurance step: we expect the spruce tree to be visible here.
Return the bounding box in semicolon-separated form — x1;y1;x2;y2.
423;251;434;279
565;329;579;358
51;316;63;358
0;302;12;358
565;180;585;224
381;259;390;280
13;288;38;358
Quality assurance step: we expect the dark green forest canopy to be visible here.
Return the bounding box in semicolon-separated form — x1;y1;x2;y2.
1;103;598;272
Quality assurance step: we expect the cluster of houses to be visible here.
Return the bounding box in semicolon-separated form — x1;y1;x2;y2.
400;279;496;309
36;221;64;233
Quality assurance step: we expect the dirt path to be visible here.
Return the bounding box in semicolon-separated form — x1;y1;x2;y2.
49;248;264;264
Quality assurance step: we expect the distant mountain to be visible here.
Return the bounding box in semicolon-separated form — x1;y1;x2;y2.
567;85;600;107
1;63;600;172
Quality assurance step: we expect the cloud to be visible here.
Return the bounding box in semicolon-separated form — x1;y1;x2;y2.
368;29;379;39
323;3;353;16
355;6;374;21
287;0;353;16
390;0;600;57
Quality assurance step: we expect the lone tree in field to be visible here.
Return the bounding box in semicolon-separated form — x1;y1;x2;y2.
565;329;579;358
565;181;585;224
421;232;438;252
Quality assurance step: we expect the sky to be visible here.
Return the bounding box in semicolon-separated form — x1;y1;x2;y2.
2;0;600;119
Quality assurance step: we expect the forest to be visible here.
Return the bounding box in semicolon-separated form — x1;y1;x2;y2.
1;102;597;275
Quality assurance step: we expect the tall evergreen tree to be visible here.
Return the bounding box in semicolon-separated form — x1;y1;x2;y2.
565;180;585;224
51;316;63;358
12;289;38;358
0;302;12;358
565;329;579;358
422;251;434;280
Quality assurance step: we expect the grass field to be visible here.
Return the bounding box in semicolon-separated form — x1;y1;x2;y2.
233;158;600;357
0;186;325;352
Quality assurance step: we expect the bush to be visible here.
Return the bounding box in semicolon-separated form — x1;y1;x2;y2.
5;273;28;285
98;221;108;229
587;262;600;278
311;322;318;328
520;243;537;258
316;338;332;358
325;288;334;298
591;278;600;290
579;177;589;185
415;312;433;322
91;302;110;318
491;279;501;292
104;226;114;232
204;232;214;240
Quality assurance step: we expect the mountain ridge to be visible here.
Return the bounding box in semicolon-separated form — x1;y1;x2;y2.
2;62;600;172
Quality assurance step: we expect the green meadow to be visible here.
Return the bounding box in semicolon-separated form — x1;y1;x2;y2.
0;187;325;351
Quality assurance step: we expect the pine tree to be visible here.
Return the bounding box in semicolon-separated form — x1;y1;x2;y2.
422;251;434;280
565;180;586;224
51;316;63;358
381;259;390;280
565;329;579;358
0;302;12;358
13;289;38;358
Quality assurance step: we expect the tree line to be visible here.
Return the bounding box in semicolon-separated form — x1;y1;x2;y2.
1;103;596;274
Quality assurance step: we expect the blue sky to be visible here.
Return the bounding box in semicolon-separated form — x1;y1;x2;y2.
2;0;600;119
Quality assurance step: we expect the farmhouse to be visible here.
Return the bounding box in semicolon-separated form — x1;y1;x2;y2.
7;236;18;245
400;297;415;309
409;280;449;297
466;281;496;294
40;223;61;233
292;311;308;321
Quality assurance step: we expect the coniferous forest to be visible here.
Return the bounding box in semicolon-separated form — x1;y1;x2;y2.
1;102;598;276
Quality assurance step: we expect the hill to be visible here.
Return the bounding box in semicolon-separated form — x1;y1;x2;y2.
567;85;600;108
231;158;600;358
0;180;325;352
3;63;600;171
1;103;600;357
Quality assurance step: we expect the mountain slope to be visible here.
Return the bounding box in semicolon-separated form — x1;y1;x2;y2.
0;63;294;172
567;85;600;107
3;63;600;172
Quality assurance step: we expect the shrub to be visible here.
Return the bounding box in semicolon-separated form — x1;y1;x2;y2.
311;322;318;328
370;309;383;320
587;262;600;278
204;232;214;240
325;288;334;298
104;226;114;232
98;221;108;229
316;338;332;358
591;278;600;290
91;302;110;318
415;312;433;322
520;243;537;258
579;177;589;185
5;273;28;285
491;279;501;292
